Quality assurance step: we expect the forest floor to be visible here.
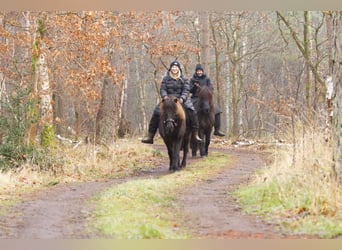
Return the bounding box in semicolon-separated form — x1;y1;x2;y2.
0;141;320;239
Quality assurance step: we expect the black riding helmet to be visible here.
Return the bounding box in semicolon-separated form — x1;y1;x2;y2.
195;64;204;72
169;60;181;71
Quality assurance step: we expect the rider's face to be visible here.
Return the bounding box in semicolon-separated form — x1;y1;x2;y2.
171;65;180;74
196;70;203;76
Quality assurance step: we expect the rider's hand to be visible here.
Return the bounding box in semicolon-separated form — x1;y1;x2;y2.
179;98;183;104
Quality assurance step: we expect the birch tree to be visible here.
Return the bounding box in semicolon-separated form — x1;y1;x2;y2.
19;12;55;147
34;18;54;147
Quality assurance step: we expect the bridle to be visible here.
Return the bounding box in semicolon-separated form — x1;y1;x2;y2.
164;118;177;127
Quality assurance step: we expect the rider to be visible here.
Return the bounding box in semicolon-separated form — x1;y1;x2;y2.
141;60;202;144
190;64;225;137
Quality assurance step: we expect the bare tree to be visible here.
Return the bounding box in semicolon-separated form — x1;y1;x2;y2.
332;11;342;184
276;11;326;118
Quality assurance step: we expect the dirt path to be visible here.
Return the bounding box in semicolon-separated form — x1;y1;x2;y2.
177;148;279;238
0;144;313;239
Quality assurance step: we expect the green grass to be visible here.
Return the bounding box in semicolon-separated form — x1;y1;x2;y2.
87;151;231;239
288;216;342;238
233;163;342;238
233;181;285;216
233;123;342;239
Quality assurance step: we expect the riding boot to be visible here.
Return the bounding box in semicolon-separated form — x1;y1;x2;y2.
214;113;225;137
141;132;155;144
141;111;159;144
188;109;202;142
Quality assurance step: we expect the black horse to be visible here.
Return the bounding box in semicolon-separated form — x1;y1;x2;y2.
159;97;190;171
190;85;215;157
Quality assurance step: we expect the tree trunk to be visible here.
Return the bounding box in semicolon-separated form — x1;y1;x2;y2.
36;53;53;126
256;62;264;137
332;12;342;184
53;80;70;137
32;16;54;147
210;15;224;120
326;12;334;76
200;11;210;74
136;54;147;133
95;77;117;144
224;54;232;136
303;11;312;116
231;61;239;136
231;27;240;137
118;61;128;138
0;72;6;112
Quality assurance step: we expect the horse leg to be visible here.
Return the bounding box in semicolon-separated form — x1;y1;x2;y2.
199;130;206;157
166;144;174;172
170;142;181;171
200;140;206;157
175;143;181;171
181;133;190;168
205;131;211;156
176;136;186;170
190;132;197;157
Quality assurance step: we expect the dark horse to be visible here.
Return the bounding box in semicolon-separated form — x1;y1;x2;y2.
159;97;191;171
191;85;215;157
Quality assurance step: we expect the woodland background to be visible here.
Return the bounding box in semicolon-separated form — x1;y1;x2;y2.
0;11;341;182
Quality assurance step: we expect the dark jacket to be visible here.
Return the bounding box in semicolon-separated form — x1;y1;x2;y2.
189;73;214;99
160;71;195;110
190;72;221;114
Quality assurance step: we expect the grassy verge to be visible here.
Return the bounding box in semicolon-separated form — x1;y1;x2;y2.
86;151;231;239
233;126;342;238
0;139;166;216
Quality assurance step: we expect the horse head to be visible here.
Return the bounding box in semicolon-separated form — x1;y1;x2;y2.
197;85;214;114
160;97;185;134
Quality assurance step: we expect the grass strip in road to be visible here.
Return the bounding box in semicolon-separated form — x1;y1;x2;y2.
87;151;231;239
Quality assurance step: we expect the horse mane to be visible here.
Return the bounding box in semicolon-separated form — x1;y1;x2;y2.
196;85;214;113
160;97;185;121
198;85;213;100
175;100;186;121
